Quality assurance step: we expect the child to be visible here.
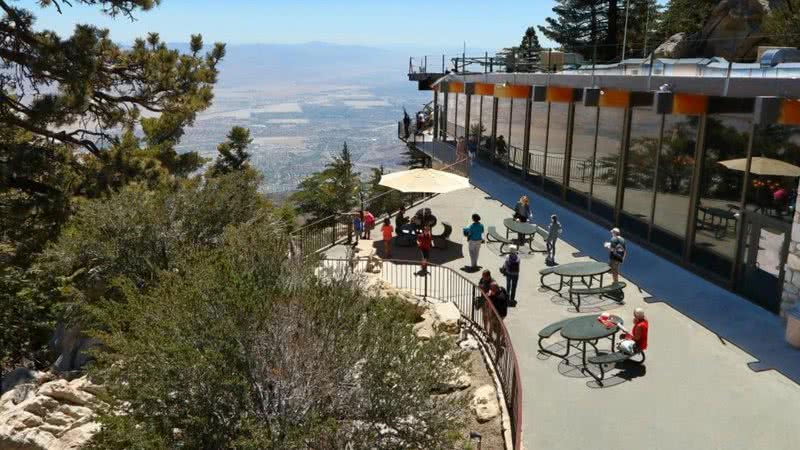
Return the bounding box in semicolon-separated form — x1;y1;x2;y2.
363;210;375;239
352;213;363;246
416;225;433;275
381;218;394;258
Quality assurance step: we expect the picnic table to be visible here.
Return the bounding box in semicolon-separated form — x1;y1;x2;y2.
503;217;541;252
560;314;623;369
697;206;738;239
540;261;610;292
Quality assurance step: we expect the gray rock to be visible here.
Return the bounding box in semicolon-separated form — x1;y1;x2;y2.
654;33;690;58
2;368;37;395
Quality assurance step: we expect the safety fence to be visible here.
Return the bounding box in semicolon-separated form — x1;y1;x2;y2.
322;257;523;449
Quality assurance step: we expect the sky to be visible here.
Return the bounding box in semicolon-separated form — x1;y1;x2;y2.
20;0;559;52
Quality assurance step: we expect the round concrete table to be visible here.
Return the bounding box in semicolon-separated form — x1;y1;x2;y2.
561;314;623;368
503;217;538;251
551;261;611;292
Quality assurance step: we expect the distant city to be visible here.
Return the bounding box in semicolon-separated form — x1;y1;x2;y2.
173;43;431;194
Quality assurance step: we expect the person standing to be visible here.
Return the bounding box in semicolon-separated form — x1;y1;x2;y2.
488;282;509;319
456;136;467;160
381;218;394;258
394;206;408;235
501;245;521;306
495;135;507;157
352;213;363;246
545;214;562;265
403;110;411;139
363;210;375;240
463;214;485;271
513;196;532;222
604;227;626;283
416;225;433;275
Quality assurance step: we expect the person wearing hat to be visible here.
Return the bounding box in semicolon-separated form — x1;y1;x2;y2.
604;227;626;283
500;245;521;306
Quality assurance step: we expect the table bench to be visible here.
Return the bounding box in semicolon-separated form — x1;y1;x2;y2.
487;226;512;253
537;318;574;358
539;267;557;286
568;281;626;311
587;350;646;386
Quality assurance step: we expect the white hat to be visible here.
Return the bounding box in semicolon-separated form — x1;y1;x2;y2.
508;245;518;254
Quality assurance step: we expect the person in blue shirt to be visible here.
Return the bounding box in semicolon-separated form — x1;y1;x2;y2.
463;213;485;270
352;213;363;246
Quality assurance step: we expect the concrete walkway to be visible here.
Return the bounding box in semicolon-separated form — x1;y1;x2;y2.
342;184;800;450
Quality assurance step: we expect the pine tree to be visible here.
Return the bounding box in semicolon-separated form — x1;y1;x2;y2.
518;27;542;69
291;142;360;220
539;0;626;62
657;0;715;41
210;126;253;176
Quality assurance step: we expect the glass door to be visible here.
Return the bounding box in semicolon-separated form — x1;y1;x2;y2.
736;212;791;313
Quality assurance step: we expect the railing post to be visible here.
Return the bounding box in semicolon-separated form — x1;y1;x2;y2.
423;269;428;300
471;286;476;323
331;217;336;246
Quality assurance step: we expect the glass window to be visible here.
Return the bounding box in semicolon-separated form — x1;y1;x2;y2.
620;107;662;238
691;114;751;278
495;99;512;160
446;93;457;139
528;102;548;176
456;93;467;138
749;124;800;223
509;99;528;169
569;104;598;197
478;96;494;160
651;115;697;257
592;108;625;221
469;95;483;138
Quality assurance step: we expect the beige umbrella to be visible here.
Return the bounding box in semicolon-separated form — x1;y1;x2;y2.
379;168;470;194
719;157;800;177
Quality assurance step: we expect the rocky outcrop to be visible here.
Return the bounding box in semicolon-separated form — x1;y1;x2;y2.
654;33;691;58
656;1;786;60
0;375;103;450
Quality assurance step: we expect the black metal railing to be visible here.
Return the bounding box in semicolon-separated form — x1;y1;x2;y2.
321;257;523;449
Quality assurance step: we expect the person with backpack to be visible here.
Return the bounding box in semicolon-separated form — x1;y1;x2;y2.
500;245;521;306
488;282;509;319
604;227;626;283
545;214;562;265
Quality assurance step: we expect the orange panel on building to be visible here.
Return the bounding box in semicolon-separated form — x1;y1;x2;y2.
472;82;495;96
779;100;800;125
672;94;708;115
447;81;465;93
546;86;575;103
495;84;531;99
598;89;630;108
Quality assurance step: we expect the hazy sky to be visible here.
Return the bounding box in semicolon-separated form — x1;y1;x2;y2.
20;0;559;52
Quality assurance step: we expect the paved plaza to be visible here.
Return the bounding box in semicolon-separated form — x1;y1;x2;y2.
332;185;800;450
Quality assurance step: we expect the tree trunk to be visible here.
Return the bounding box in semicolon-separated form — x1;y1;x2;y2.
607;0;619;61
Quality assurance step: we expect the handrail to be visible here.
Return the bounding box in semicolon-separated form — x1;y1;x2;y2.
321;257;523;449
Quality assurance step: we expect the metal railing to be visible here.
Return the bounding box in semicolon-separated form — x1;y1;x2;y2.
322;257;523;449
290;191;430;257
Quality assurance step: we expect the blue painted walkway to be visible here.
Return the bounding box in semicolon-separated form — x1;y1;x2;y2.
470;159;800;384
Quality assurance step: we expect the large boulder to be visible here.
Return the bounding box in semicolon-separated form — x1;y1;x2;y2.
431;302;461;334
0;376;103;450
654;32;691;58
471;384;500;423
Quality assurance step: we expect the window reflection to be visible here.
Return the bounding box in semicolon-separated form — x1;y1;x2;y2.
495;99;512;161
510;99;528;168
456;93;467;138
446;93;457;139
569;105;598;198
650;115;696;255
592;108;625;221
749;124;800;223
528;102;548;176
479;96;494;158
621;107;662;237
692;114;751;276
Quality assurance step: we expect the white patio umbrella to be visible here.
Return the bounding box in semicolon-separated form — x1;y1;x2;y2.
378;168;470;194
718;157;800;177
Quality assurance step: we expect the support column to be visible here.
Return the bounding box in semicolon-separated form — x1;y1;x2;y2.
464;93;472;142
522;97;532;176
490;97;499;156
442;91;449;141
684;114;708;262
561;100;576;200
432;90;439;142
782;191;800;316
614;106;633;225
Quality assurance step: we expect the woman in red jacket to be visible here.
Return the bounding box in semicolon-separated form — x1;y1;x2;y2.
416;225;433;275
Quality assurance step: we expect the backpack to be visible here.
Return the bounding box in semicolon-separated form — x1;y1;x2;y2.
611;238;626;261
506;256;520;275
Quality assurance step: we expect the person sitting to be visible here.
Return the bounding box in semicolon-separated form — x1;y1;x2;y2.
617;308;649;355
488;282;509;319
513;195;532;222
495;135;507;156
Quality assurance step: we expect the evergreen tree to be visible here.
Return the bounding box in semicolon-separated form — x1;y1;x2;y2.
210;126;253;176
518;26;542;70
496;46;521;72
539;0;624;62
291;142;360;220
657;0;715;42
624;0;662;58
763;0;800;48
